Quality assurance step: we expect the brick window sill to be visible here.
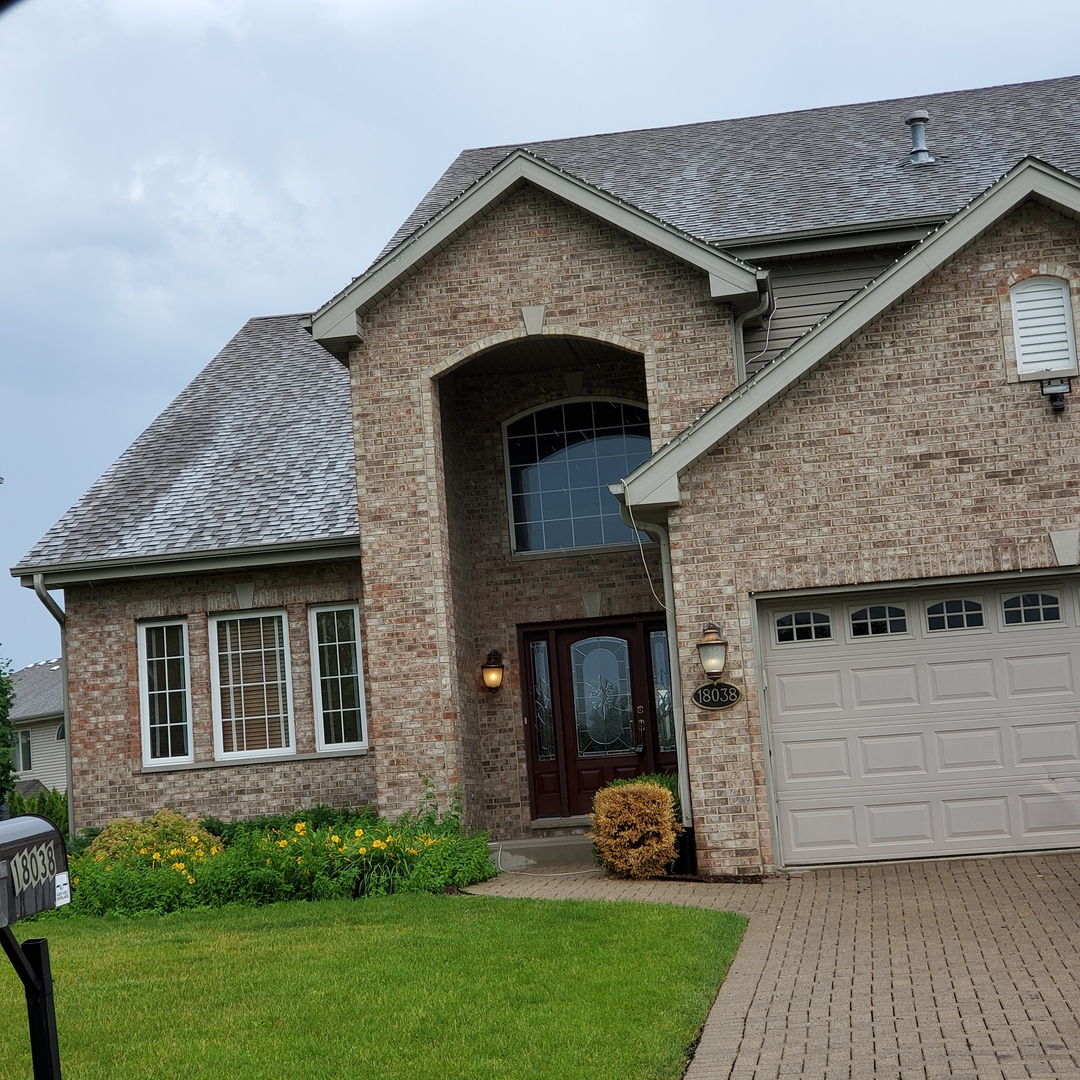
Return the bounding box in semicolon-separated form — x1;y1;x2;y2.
139;748;369;774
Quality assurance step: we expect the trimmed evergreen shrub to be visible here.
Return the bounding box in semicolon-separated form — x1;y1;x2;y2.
589;780;681;880
5;787;69;841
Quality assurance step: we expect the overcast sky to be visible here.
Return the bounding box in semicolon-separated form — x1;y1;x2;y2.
1;0;1078;671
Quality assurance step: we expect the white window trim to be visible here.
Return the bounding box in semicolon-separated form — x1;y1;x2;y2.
843;600;913;644
14;728;32;773
137;618;194;767
996;587;1066;633
309;603;369;753
209;608;295;761
921;595;991;636
770;607;838;648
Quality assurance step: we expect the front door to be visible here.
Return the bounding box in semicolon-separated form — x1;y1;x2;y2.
521;615;677;818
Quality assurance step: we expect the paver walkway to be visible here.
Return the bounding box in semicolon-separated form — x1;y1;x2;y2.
468;849;1080;1079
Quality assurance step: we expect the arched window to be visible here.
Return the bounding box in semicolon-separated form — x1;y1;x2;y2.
505;400;651;552
1009;277;1078;380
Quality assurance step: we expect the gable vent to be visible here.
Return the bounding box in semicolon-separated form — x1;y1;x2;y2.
1011;277;1078;380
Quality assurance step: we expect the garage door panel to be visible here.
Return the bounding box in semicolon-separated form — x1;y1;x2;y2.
851;665;921;708
764;582;1080;865
773;670;844;714
1013;721;1080;765
781;737;851;782
935;727;1005;771
942;796;1012;839
1004;653;1074;696
927;659;997;702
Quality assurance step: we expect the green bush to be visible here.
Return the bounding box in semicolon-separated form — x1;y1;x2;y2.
7;788;69;841
65;793;496;917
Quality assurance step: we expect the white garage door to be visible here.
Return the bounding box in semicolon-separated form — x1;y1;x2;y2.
762;580;1080;865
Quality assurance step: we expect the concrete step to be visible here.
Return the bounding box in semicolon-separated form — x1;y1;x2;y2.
488;835;596;871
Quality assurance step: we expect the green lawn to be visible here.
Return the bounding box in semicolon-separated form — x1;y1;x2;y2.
0;893;745;1080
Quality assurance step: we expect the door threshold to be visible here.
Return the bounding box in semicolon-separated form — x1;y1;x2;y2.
530;815;591;830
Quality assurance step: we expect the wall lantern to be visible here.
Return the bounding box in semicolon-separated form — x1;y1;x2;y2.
696;623;728;680
481;650;504;693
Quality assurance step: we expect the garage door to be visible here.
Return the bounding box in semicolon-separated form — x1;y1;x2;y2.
762;581;1080;865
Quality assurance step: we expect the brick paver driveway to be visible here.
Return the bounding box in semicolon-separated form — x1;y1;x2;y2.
469;850;1080;1079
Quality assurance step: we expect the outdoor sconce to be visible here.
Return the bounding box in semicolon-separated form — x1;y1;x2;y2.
1041;377;1072;413
481;650;504;693
696;623;728;680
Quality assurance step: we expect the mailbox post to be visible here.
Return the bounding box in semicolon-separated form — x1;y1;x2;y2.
0;815;70;1080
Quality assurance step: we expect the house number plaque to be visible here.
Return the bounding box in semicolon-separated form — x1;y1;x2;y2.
692;681;742;710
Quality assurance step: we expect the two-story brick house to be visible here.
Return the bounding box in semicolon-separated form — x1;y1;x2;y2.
14;76;1080;875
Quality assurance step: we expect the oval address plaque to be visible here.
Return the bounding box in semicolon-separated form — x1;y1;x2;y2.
692;680;742;710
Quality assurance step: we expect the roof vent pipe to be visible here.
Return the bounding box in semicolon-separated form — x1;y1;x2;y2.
904;109;935;164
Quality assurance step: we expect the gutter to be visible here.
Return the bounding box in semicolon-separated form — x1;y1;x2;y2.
31;575;74;841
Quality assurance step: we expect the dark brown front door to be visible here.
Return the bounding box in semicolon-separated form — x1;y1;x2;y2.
521;616;677;818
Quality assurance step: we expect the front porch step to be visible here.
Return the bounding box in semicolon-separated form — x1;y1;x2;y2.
489;835;596;871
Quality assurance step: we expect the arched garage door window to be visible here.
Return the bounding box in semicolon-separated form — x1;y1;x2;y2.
505;400;651;552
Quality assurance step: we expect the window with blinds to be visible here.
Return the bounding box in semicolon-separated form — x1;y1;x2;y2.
212;613;293;756
1010;277;1078;380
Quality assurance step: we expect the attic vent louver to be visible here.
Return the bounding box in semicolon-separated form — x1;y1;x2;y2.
904;109;935;164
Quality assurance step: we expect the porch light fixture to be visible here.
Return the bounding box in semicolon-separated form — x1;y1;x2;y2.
696;623;728;680
481;650;504;693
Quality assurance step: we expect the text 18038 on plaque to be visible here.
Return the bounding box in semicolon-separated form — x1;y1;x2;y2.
691;681;742;710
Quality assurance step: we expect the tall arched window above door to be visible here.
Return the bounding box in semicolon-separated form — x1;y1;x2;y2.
505;400;651;552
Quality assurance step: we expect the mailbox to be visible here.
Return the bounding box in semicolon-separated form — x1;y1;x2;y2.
0;815;70;929
0;815;69;1080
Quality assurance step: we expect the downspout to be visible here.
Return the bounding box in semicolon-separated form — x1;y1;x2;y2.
733;270;773;386
633;519;694;839
32;575;73;841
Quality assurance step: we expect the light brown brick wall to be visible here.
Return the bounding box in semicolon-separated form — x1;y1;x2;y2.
671;202;1080;876
64;560;374;829
351;184;733;830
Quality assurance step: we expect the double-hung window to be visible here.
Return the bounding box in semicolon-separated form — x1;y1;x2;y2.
210;611;293;758
14;729;32;772
310;604;367;751
138;620;193;765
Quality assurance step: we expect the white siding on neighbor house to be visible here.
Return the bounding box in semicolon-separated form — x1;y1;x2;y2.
743;250;903;374
15;719;67;793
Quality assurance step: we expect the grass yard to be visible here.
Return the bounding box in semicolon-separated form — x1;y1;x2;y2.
0;893;745;1080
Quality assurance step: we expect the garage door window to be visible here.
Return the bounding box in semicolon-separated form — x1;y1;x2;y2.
926;598;984;632
1002;592;1061;625
775;611;832;643
850;605;907;637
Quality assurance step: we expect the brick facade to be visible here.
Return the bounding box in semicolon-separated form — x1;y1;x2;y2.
671;202;1080;876
64;559;374;828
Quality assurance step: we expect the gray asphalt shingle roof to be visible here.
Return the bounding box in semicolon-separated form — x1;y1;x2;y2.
379;76;1080;260
16;315;358;571
10;660;64;721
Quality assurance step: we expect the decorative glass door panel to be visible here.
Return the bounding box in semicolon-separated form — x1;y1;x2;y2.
521;616;678;818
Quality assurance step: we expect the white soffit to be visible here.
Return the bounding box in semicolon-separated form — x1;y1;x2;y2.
311;151;761;345
620;158;1080;512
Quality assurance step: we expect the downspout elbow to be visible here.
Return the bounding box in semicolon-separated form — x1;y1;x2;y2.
733;271;773;386
32;574;65;627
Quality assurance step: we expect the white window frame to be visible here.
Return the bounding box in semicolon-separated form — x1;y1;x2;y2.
922;596;991;636
138;619;194;766
771;608;837;648
209;609;295;761
14;729;32;773
844;600;912;644
1009;276;1079;381
309;603;368;753
996;588;1065;632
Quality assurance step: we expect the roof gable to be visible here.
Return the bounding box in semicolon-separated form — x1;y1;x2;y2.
311;150;762;349
618;158;1080;511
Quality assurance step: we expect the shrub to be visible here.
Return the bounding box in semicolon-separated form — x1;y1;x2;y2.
6;788;70;841
602;772;681;822
65;796;497;917
589;781;681;880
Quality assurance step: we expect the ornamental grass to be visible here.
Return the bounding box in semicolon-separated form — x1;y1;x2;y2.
67;797;495;917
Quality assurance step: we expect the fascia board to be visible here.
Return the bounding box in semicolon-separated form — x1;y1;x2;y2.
312;153;758;341
13;537;362;588
622;159;1080;511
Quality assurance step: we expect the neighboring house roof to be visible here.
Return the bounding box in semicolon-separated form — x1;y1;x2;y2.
14;315;360;581
379;76;1080;258
10;660;64;722
618;158;1080;511
312;150;764;348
